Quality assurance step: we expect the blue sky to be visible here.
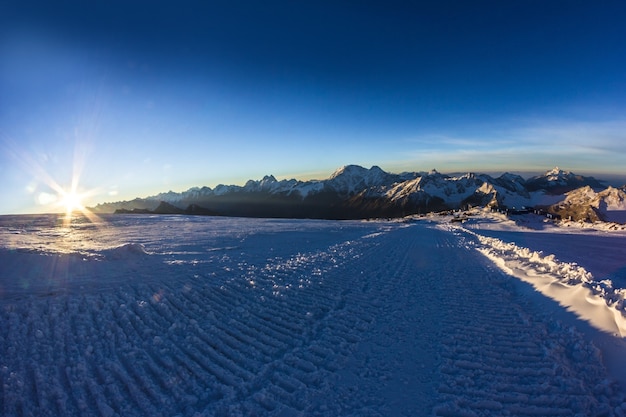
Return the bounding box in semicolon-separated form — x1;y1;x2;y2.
1;1;626;214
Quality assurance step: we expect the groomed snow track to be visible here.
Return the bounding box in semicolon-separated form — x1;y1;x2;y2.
0;219;624;416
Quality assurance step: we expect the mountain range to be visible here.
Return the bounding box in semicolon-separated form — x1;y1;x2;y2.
90;165;625;222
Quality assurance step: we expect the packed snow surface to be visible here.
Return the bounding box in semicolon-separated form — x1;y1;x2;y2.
1;213;626;416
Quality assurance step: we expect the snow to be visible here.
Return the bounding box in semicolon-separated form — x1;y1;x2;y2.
440;210;626;336
455;226;626;337
545;166;571;182
291;180;325;199
327;165;394;195
561;186;626;223
1;212;626;416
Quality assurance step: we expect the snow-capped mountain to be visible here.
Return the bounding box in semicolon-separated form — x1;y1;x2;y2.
549;186;626;223
91;165;615;221
526;167;604;193
325;165;398;195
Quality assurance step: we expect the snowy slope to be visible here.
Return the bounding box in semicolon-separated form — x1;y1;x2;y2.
1;213;626;416
593;186;626;223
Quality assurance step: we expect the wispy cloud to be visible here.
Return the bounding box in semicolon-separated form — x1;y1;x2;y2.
390;117;626;175
509;119;626;150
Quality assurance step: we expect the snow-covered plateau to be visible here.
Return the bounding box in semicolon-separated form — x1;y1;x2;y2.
1;212;626;416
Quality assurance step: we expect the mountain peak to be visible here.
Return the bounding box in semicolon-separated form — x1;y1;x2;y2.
526;168;604;194
498;172;525;183
327;165;395;195
260;174;277;184
330;164;369;179
545;167;571;179
243;174;280;192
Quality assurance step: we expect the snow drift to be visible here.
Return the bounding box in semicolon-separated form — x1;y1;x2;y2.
457;226;626;337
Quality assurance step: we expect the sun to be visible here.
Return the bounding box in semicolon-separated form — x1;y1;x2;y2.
58;189;85;215
54;184;102;226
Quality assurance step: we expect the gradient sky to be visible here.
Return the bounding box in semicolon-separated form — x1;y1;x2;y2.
2;1;626;214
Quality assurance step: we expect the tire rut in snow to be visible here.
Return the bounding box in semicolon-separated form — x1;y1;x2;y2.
310;224;446;416
0;229;387;416
1;222;625;416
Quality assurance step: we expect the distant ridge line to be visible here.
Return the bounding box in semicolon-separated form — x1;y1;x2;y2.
93;165;623;222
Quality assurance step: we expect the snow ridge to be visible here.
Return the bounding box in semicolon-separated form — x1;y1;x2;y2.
449;224;626;337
